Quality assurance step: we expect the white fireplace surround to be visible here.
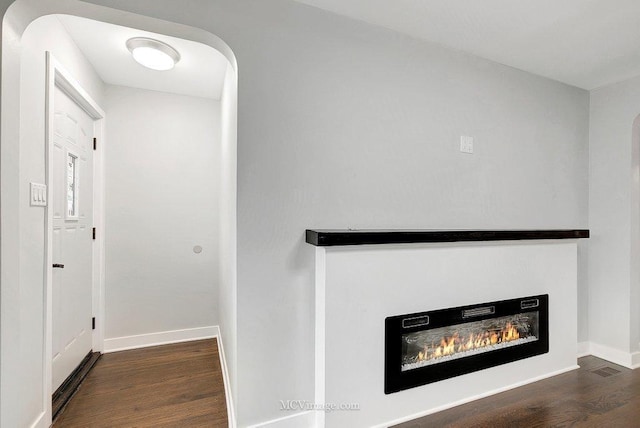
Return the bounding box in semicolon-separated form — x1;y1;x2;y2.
314;239;578;427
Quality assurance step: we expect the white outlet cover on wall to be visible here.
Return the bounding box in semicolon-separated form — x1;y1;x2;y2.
460;135;474;154
30;182;47;207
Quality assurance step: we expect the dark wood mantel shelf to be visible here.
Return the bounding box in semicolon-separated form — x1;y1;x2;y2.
305;229;589;247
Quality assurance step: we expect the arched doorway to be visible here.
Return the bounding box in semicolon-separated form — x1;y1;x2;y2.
1;2;238;426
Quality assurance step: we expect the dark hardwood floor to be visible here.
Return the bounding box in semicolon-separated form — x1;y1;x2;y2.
394;356;640;427
53;339;228;427
53;347;639;427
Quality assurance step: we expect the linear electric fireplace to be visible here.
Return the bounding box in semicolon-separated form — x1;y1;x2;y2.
385;294;549;394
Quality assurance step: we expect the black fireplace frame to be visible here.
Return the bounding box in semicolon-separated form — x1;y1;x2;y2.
385;294;549;394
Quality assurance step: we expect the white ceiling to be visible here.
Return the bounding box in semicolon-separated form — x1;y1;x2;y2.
293;0;640;90
58;15;229;100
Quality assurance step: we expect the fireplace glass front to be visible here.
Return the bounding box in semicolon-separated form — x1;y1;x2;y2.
385;295;548;394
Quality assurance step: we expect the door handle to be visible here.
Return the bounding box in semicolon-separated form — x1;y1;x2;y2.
52;263;65;269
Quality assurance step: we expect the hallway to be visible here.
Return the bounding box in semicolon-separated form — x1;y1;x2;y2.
53;339;227;427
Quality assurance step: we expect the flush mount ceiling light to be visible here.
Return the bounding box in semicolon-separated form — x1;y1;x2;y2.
126;37;181;71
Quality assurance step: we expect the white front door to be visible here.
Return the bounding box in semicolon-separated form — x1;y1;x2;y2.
51;84;95;391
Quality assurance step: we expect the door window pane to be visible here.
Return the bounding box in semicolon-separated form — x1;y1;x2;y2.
67;152;78;218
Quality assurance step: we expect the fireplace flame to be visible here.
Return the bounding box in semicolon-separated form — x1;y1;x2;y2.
416;322;521;363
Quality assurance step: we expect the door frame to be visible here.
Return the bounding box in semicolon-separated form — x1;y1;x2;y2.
44;51;105;419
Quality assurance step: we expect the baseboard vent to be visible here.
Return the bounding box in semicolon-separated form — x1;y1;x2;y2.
52;351;101;421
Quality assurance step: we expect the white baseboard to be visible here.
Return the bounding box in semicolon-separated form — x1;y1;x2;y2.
103;326;218;353
246;411;314;428
29;411;46;428
376;365;580;428
578;341;640;369
632;351;640;369
217;329;237;428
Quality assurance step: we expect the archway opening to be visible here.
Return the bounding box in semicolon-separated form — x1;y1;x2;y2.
1;2;238;426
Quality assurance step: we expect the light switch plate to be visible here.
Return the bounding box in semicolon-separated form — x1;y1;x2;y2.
30;182;47;207
460;135;474;154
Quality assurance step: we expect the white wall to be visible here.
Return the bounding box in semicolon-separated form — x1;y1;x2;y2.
589;76;640;362
104;85;221;341
16;14;105;427
1;1;590;427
